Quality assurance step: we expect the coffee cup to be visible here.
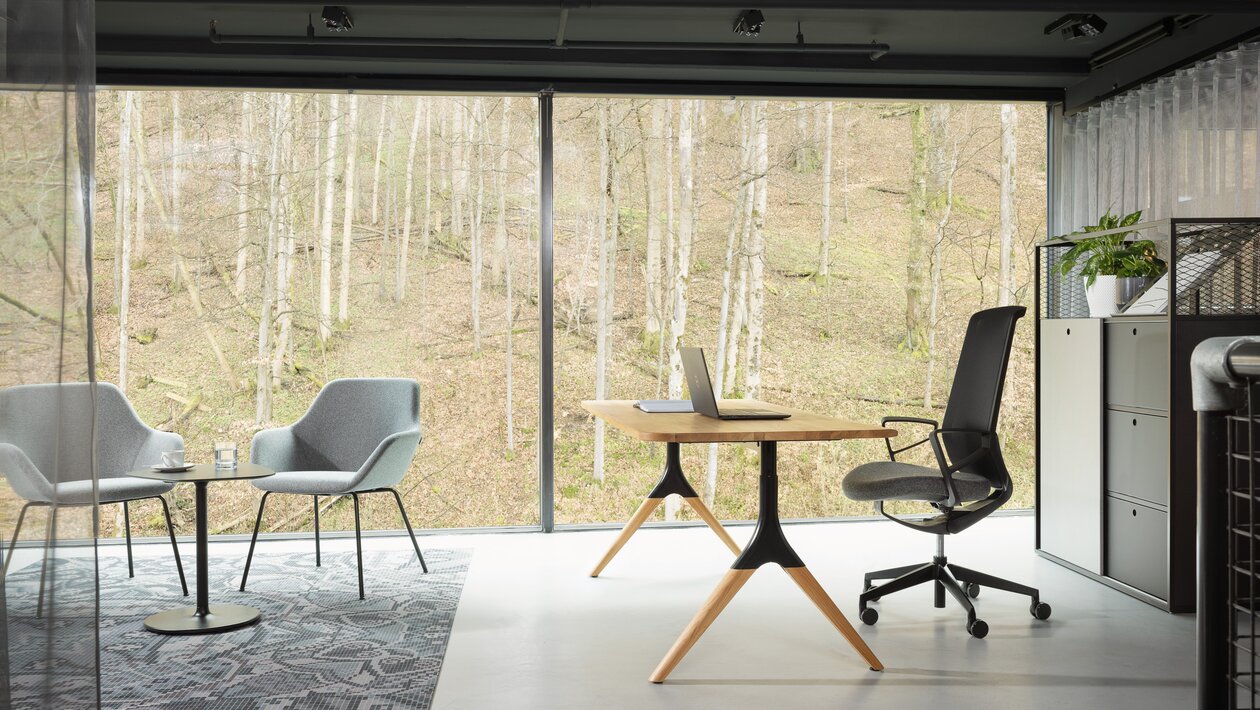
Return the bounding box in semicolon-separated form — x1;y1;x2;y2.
161;449;185;468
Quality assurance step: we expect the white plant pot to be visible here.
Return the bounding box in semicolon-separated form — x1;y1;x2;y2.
1085;275;1118;318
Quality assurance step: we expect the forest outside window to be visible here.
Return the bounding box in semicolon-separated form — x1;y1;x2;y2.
83;89;1046;540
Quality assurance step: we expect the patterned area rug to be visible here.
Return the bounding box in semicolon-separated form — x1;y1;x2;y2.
6;547;470;709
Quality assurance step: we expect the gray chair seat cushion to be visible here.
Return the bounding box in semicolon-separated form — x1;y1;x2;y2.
50;477;175;506
253;471;359;496
843;460;992;503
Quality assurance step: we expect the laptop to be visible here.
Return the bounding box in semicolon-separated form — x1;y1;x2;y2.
680;347;790;420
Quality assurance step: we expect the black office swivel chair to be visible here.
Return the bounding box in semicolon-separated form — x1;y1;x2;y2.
842;305;1050;638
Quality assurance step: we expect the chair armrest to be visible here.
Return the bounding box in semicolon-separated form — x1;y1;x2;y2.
351;429;422;492
927;428;995;508
250;426;301;472
0;443;53;502
880;416;940;460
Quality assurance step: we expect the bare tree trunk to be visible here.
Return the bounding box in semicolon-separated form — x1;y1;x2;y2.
379;104;397;301
922;104;954;409
318;95;340;344
256;96;285;424
903;104;932;354
423;98;433;255
491;98;511;286
593;101;611;483
643;103;664;336
234;94;253;295
339;95;359;323
744;101;769;400
170;92;182;289
272;109;296;389
501;96;514;452
370;96;390;226
471;98;485;351
133;101;146;264
664;99;696;521
819;102;834;281
706;102;752;505
999;103;1017;307
397;97;422;303
451;100;465;237
118;91;134;393
724;149;755;398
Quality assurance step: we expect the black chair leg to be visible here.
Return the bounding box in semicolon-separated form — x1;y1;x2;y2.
860;562;935;608
947;563;1040;602
3;502;33;577
352;493;365;600
386;487;428;573
239;492;270;591
939;569;977;625
36;505;58;619
313;495;321;568
157;495;189;596
123;501;134;578
863;562;923;589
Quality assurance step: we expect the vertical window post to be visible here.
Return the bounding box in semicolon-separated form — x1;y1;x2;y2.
538;89;555;532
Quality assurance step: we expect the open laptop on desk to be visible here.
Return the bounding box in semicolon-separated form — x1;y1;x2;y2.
680;347;790;420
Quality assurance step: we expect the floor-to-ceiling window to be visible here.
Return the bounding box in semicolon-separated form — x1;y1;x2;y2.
77;90;1046;538
552;97;1047;525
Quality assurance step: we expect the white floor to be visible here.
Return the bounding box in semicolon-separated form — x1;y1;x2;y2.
12;513;1196;710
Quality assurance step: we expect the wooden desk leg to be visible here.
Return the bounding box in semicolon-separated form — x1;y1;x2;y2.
590;442;739;577
649;568;753;683
682;496;741;555
650;441;882;682
590;497;662;577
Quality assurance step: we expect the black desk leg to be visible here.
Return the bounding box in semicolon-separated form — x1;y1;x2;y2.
649;441;883;683
143;481;262;635
590;442;741;577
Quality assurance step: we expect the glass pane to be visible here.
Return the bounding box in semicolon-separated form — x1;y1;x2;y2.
553;98;1045;525
93;91;540;532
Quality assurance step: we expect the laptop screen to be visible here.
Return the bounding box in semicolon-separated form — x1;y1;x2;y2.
680;347;721;418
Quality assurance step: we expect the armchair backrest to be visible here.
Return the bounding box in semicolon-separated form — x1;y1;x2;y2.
289;378;421;473
0;382;178;486
940;306;1025;488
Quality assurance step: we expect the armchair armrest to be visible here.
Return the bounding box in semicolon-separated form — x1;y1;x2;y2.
250;426;301;472
880;416;940;460
926;427;995;508
0;443;53;502
351;429;422;492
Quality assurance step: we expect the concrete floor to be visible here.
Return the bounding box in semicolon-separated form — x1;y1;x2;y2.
9;513;1195;710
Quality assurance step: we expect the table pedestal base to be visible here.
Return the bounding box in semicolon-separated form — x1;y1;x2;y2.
649;441;883;683
144;604;261;635
590;442;741;577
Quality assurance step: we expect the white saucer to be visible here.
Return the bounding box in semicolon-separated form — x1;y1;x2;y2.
150;464;195;473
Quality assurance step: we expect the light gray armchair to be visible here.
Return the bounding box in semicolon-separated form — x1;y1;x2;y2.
0;382;188;611
240;377;428;599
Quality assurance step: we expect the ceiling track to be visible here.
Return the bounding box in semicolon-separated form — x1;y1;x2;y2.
208;22;891;60
94;0;1260;11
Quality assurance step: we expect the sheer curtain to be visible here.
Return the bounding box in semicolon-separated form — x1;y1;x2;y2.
1057;41;1260;233
0;0;100;707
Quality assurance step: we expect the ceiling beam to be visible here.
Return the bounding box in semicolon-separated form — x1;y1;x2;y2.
92;0;1260;11
98;35;1089;76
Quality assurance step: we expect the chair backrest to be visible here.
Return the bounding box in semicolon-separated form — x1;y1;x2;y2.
290;378;421;473
0;382;172;487
940;306;1026;488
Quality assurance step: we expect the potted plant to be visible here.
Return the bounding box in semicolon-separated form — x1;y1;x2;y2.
1056;210;1167;317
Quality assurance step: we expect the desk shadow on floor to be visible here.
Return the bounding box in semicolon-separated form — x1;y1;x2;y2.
664;666;1195;688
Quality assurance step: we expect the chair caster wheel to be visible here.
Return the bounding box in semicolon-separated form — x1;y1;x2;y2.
1031;601;1052;620
965;582;980;599
860;607;879;626
967;619;989;638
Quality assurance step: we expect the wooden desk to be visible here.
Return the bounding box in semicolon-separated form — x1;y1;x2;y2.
581;399;895;682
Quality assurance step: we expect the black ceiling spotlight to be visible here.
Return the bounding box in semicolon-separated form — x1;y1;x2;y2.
322;6;353;33
1045;13;1107;41
733;9;765;38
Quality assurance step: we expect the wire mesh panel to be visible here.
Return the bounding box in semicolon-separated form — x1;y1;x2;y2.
1040;244;1090;319
1229;382;1260;709
1175;221;1260;317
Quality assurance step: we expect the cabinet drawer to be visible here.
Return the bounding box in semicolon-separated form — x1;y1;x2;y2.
1105;320;1168;411
1106;410;1168;506
1106;496;1169;600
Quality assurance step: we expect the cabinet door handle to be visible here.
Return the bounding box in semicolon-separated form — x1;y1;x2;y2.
1133;418;1138;426
1131;508;1138;517
1132;327;1138;335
